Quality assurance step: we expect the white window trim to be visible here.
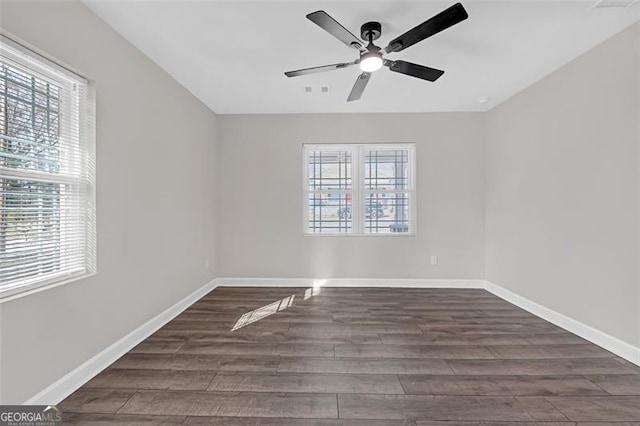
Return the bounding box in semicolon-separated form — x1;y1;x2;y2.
302;143;416;236
0;34;96;303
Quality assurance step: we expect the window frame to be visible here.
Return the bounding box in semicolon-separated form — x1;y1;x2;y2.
0;34;96;302
302;143;416;236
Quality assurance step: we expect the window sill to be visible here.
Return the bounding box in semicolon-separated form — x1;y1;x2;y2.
0;270;96;303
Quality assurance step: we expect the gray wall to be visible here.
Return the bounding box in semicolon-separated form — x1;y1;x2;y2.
216;113;485;279
485;23;640;346
0;1;218;403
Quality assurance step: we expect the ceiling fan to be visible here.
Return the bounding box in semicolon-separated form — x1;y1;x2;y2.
285;3;468;102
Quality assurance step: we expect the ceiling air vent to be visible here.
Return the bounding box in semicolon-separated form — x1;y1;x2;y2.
590;0;639;9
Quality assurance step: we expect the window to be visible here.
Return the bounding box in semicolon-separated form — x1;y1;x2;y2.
0;36;95;300
304;144;415;235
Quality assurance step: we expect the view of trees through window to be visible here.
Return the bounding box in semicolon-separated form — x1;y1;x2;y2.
0;62;64;284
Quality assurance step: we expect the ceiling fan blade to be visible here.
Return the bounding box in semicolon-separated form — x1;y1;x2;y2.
347;72;371;102
387;60;445;82
285;61;358;77
384;3;468;53
307;11;365;51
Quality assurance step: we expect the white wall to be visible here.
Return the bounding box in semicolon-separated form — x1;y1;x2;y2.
485;23;640;347
0;1;218;403
216;113;485;279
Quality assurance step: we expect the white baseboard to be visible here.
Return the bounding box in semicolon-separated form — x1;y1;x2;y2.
484;280;640;366
215;277;485;289
24;280;218;405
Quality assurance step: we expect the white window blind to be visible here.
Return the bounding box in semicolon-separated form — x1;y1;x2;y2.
0;36;96;301
303;144;415;235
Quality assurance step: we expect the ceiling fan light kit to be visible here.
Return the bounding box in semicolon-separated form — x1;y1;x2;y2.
360;52;383;72
285;3;469;102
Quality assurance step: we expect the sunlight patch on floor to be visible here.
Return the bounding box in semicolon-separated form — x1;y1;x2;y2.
231;279;326;331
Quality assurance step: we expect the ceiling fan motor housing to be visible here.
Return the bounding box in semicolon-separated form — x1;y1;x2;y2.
361;21;382;42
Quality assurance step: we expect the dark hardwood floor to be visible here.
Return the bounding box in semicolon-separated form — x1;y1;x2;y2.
61;287;640;425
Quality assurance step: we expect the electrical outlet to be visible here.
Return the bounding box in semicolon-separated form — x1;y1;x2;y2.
430;256;438;265
205;258;210;269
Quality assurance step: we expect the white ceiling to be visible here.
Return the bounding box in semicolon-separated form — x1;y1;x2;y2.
84;1;639;114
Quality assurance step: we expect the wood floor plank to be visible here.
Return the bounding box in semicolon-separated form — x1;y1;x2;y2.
289;324;423;335
129;341;185;354
61;388;136;413
390;302;516;308
338;394;568;421
415;317;550;326
162;320;290;332
276;332;382;344
178;342;334;357
367;309;492;318
413;423;573;426
110;353;279;372
586;375;640;395
183;418;416;425
277;357;455;374
547;397;640;421
187;302;285;313
418;324;563;335
335;344;495;359
447;359;638;376
487;345;614;359
524;334;590;345
615;358;640;373
331;314;455;324
208;372;404;394
83;369;215;391
62;413;186;425
285;306;372;314
118;391;338;418
150;329;382;344
480;309;539;318
177;312;334;323
399;375;607;396
379;333;532;346
109;353;192;370
151;328;289;340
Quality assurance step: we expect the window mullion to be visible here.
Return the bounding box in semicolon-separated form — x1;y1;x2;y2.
353;145;363;234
